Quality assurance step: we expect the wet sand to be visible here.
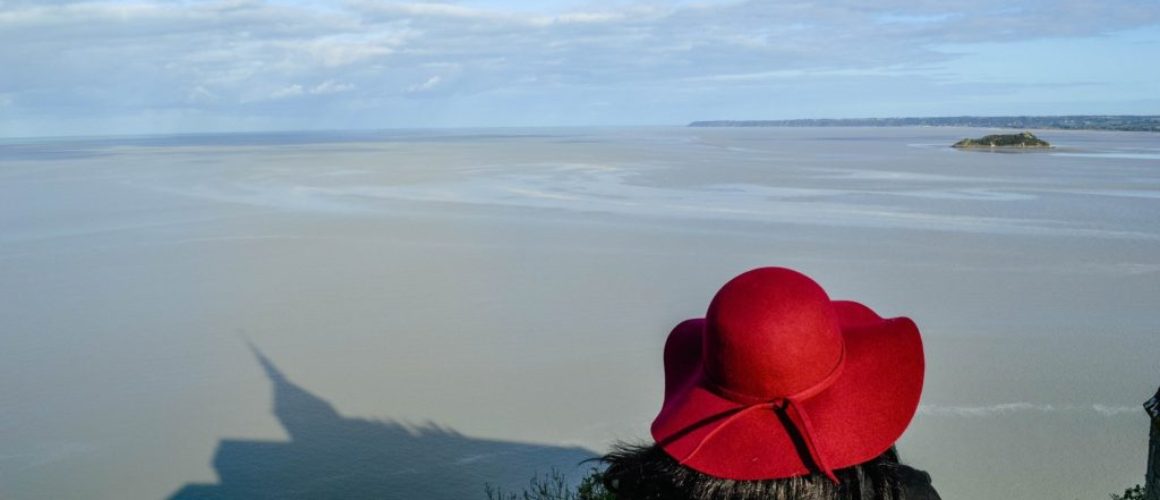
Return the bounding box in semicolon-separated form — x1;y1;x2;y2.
1;127;1158;499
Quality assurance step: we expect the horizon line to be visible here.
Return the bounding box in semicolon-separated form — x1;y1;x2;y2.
3;114;1159;142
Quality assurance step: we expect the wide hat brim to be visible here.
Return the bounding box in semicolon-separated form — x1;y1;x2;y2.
650;300;924;481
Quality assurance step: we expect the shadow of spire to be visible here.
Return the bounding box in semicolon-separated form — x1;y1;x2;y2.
170;346;597;499
247;342;343;442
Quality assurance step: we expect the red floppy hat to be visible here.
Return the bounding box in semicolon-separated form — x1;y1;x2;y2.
651;267;924;482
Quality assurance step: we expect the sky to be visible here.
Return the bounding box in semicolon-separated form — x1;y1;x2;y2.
1;0;1159;137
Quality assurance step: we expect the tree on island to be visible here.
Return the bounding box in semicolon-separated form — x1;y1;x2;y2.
951;131;1051;148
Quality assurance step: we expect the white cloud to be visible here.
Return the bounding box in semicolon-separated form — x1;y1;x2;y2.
405;76;443;93
258;80;355;101
186;85;218;104
684;66;924;83
527;10;632;27
269;84;305;100
296;35;406;68
310;80;354;95
361;2;492;20
0;0;1157;135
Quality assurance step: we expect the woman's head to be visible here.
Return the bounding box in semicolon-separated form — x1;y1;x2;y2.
601;443;924;500
649;267;926;483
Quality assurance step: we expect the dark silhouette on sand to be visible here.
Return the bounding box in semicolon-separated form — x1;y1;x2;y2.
170;346;596;499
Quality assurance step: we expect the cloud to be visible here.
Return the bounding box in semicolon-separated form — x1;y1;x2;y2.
405;75;444;93
1;0;1158;135
311;80;354;95
272;80;355;98
269;84;305;100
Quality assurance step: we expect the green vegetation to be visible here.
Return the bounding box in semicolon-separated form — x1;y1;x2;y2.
485;468;613;500
951;131;1051;148
1110;484;1144;500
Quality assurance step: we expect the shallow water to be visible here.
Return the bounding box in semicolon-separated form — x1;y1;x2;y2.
1;126;1158;499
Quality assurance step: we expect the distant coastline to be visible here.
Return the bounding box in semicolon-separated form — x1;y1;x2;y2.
688;115;1160;132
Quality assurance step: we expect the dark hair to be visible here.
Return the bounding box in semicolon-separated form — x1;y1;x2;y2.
599;443;933;500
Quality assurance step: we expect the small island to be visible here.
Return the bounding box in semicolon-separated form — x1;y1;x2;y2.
952;131;1051;149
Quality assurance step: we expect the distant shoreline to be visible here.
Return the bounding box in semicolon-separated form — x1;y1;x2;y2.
689;115;1160;132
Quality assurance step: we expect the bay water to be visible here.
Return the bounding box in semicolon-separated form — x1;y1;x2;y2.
2;127;1158;499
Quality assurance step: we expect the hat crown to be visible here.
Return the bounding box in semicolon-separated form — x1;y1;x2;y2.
704;267;843;400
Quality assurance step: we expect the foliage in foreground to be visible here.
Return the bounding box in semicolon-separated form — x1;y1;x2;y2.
485;467;613;500
1110;484;1144;500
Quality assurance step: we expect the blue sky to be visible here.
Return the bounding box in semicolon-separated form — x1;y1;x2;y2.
1;0;1158;137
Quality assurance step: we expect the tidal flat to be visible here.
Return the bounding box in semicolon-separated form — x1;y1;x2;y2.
1;126;1158;499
